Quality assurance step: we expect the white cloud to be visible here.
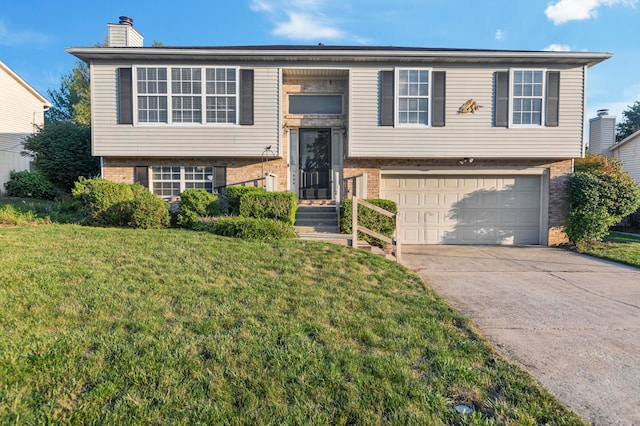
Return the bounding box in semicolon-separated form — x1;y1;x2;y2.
250;0;274;12
495;29;506;41
545;0;638;25
0;21;49;46
543;43;572;51
272;11;345;40
249;0;363;43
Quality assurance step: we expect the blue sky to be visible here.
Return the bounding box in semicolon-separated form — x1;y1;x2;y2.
1;0;639;121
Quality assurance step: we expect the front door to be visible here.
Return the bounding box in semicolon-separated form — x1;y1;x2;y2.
299;129;331;200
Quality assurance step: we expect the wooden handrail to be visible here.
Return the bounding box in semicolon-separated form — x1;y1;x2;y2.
352;196;401;261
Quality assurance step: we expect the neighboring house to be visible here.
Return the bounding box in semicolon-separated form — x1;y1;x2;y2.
589;109;640;186
0;61;51;195
67;16;611;246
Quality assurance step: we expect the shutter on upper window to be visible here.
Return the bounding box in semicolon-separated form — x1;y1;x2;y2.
118;68;133;125
134;166;149;189
239;70;254;125
431;71;446;127
380;71;394;126
545;71;560;127
495;71;509;127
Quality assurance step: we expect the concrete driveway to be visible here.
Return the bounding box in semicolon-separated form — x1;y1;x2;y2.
400;245;640;425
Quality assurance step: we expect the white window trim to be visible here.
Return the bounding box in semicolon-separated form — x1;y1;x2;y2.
133;65;240;127
149;165;216;199
508;68;546;128
395;67;432;128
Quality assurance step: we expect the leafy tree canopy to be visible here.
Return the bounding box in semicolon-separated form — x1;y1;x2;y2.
616;100;640;142
22;122;99;191
46;61;91;127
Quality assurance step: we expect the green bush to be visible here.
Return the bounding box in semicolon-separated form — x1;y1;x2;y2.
194;216;297;241
72;177;168;229
564;154;640;244
340;198;397;246
177;189;219;228
130;190;170;229
239;191;297;224
224;186;266;215
4;171;59;200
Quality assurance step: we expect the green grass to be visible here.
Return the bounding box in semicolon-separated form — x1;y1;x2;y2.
578;231;640;268
0;225;585;425
0;197;81;225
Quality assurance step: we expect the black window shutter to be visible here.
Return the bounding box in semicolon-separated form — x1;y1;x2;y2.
239;70;254;125
118;68;133;125
495;71;509;127
546;71;560;127
134;166;149;189
214;166;227;194
431;71;446;127
380;70;394;126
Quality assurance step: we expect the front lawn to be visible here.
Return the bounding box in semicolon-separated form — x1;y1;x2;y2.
578;231;640;268
0;225;584;424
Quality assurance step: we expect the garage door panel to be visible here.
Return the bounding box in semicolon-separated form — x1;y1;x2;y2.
382;174;542;245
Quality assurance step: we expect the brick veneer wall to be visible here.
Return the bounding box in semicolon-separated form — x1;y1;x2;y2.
343;158;573;246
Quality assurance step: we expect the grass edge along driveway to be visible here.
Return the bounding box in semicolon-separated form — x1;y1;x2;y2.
0;225;585;425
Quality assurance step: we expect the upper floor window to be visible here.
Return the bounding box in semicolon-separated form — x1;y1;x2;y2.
134;67;238;125
206;68;237;124
511;70;544;126
137;67;168;123
171;68;202;123
397;69;430;125
288;95;343;115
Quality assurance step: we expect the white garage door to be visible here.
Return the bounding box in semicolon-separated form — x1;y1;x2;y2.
381;175;542;245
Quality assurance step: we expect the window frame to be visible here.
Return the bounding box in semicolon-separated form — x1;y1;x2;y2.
395;67;432;127
133;65;240;126
149;165;217;199
508;68;547;127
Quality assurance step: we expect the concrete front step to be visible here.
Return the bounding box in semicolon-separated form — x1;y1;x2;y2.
295;225;340;233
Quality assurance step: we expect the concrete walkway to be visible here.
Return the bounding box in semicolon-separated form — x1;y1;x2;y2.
399;245;640;425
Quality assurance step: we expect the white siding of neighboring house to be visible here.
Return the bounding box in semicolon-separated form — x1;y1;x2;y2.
611;132;640;186
0;64;49;195
91;62;280;158
348;64;586;159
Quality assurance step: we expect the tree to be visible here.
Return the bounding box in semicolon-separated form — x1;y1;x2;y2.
616;100;640;142
564;154;640;245
46;61;91;126
22;122;99;192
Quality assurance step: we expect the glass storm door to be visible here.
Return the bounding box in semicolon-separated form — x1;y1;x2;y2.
299;129;331;200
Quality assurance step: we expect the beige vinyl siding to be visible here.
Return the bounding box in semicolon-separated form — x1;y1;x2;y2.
612;135;640;185
91;62;279;157
349;65;586;158
0;67;48;193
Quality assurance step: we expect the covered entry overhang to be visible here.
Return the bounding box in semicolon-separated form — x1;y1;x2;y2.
380;167;549;245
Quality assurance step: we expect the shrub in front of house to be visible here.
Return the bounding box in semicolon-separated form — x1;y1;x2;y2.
4;171;60;200
564;154;640;245
239;191;297;225
224;186;266;215
129;190;170;229
177;189;220;228
72;177;169;229
340;198;398;246
194;216;297;241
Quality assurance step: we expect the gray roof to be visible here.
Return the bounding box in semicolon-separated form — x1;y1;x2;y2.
67;44;612;67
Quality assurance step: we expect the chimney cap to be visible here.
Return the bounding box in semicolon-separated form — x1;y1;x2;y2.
119;16;133;26
597;108;610;117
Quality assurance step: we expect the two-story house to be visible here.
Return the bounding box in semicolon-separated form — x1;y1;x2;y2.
0;61;51;195
67;17;610;245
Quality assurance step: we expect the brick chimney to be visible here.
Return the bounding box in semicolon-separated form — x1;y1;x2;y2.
588;109;616;156
107;16;143;47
